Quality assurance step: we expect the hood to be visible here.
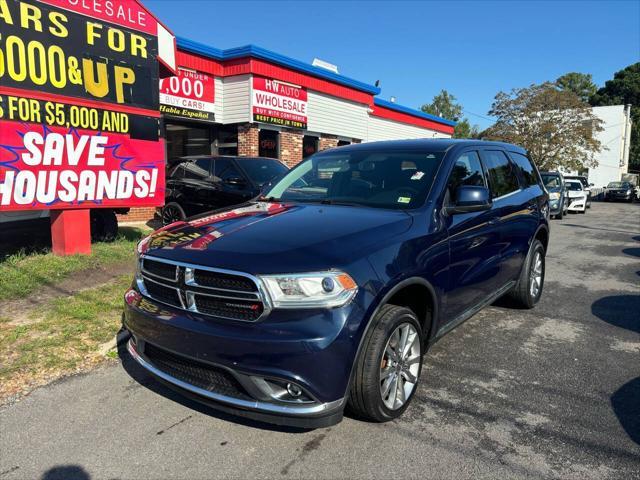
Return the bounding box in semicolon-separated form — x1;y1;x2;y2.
567;190;586;198
140;202;413;273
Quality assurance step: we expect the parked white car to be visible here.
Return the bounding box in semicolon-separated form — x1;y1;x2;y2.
565;180;588;213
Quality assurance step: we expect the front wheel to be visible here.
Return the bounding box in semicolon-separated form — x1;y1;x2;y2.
508;239;545;309
348;305;423;422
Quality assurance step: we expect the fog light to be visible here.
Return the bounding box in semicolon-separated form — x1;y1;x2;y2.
287;382;302;397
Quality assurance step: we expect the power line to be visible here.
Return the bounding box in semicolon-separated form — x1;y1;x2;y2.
463;110;495;122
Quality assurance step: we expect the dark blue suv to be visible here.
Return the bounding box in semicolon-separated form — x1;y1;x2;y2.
123;139;549;427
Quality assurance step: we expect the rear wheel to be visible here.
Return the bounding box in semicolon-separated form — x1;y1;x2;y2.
348;305;423;422
555;209;563;220
161;202;186;225
508;239;545;309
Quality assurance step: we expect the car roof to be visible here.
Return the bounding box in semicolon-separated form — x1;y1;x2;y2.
326;138;528;155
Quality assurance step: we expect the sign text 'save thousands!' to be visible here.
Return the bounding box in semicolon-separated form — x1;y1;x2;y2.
0;0;166;211
252;76;307;129
160;68;215;122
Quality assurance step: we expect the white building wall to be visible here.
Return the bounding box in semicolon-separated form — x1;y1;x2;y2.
213;77;224;122
306;91;369;140
220;75;251;124
583;105;633;188
366;116;451;142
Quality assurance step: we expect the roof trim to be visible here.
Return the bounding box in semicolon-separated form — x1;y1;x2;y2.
374;99;457;127
177;37;381;95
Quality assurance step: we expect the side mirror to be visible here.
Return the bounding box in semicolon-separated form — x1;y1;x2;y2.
225;176;246;187
446;186;492;214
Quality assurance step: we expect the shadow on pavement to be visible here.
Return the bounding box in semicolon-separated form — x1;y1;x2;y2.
41;465;90;480
591;295;640;334
622;247;640;258
116;341;311;434
611;377;640;447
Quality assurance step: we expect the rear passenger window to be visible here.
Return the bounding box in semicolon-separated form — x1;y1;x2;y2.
510;152;539;187
482;151;520;199
448;151;486;197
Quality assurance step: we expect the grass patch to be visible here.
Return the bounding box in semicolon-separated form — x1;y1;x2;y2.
0;275;131;400
0;226;149;302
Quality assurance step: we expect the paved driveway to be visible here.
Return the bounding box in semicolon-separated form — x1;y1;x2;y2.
1;202;639;480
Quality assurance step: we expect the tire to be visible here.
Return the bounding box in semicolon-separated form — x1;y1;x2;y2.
90;209;118;242
348;304;423;422
556;209;563;220
161;202;186;225
508;239;545;309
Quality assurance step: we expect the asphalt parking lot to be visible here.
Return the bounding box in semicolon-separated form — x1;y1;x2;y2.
1;201;639;480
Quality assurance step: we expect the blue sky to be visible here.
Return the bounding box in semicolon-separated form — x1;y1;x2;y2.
146;0;640;129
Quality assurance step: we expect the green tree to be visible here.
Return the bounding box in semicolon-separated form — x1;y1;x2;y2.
421;90;479;138
556;72;598;102
590;63;640;171
483;82;604;171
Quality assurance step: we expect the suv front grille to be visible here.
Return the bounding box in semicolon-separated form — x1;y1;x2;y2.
194;270;257;292
142;343;252;400
138;256;268;321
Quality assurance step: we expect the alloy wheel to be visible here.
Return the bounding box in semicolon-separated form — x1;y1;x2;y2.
379;323;421;410
162;205;183;225
529;251;543;299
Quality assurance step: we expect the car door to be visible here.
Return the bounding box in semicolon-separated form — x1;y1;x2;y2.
180;158;216;215
444;150;504;321
479;149;530;289
209;158;255;208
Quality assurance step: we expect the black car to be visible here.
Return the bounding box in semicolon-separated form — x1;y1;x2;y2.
604;181;635;202
161;156;289;225
125;139;550;427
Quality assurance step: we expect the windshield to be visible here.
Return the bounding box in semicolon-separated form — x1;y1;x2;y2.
541;174;561;189
237;158;288;186
566;181;582;191
607;182;629;189
263;149;445;209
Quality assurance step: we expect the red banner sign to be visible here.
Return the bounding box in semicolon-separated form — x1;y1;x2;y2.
0;118;165;211
160;68;215;122
252;76;307;129
0;0;172;212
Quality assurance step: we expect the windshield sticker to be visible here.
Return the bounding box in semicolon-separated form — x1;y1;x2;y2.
411;171;425;180
397;196;411;204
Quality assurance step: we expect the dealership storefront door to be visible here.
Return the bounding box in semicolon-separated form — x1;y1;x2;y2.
164;120;239;161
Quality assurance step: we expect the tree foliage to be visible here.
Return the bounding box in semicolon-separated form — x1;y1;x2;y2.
483;82;604;171
556;72;597;102
421;89;479;138
590;63;640;171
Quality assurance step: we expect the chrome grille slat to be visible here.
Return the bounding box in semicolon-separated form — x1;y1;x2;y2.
138;255;270;322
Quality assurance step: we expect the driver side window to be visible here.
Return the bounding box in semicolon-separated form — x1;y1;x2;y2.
447;151;486;203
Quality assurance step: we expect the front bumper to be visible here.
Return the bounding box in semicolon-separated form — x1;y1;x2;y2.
126;338;344;428
568;197;587;211
549;200;563;215
123;287;368;428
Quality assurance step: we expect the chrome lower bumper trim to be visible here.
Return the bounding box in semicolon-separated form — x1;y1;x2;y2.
126;339;344;417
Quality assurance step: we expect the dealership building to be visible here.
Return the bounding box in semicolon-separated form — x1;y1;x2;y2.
124;37;455;221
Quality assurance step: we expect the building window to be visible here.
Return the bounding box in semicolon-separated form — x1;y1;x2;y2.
303;135;318;158
216;126;238;156
259;129;279;158
165;122;213;161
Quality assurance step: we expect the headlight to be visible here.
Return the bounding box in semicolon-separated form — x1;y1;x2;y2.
260;271;357;308
549;192;560;200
